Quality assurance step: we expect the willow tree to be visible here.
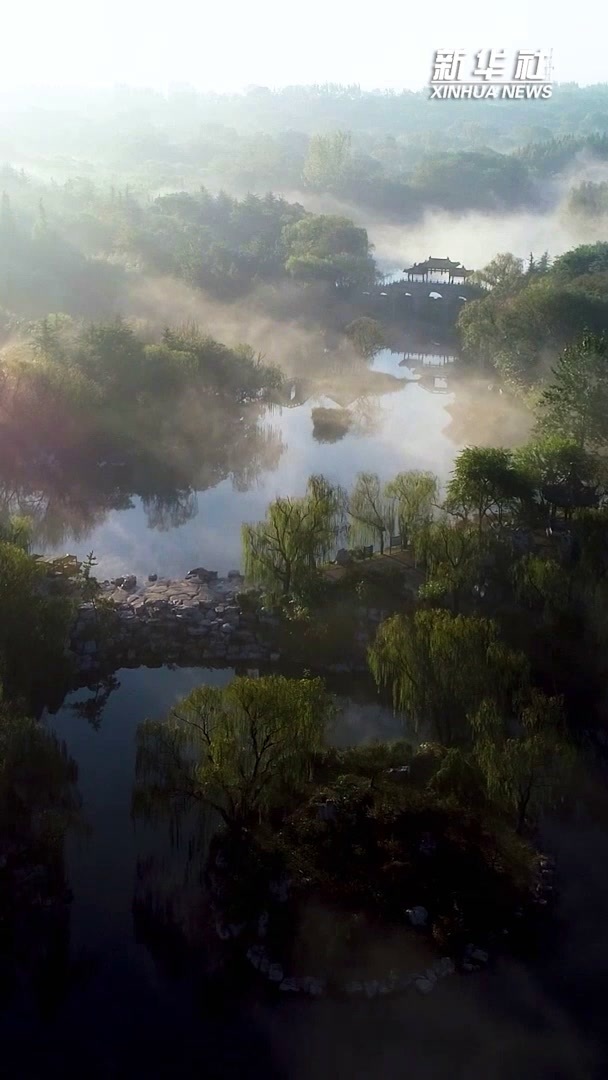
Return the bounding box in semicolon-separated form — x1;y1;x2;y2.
0;513;32;552
0;695;81;1005
242;474;346;598
349;472;393;555
369;609;528;745
446;446;532;534
515;434;601;525
0;698;81;846
417;519;487;612
472;691;574;833
134;675;334;833
384;470;438;549
0;540;73;706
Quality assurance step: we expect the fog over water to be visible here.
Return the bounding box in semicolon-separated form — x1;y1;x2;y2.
41;352;460;579
18;668;602;1080
4;79;608;1080
280;162;608;278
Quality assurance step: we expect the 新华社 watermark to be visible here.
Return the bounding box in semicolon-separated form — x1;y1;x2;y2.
429;50;553;99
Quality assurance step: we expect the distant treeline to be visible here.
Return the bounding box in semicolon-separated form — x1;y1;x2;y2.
3;85;608;226
4;82;608;158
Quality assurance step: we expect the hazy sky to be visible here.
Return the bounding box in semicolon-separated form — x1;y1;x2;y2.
3;0;606;92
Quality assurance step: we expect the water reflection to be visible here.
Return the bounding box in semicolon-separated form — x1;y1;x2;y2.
5;663;604;1078
34;668;401;1040
44;352;462;578
0;405;286;566
0;350;462;578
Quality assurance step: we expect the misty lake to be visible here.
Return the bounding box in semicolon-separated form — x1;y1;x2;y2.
3;346;606;1078
2;664;605;1079
38;349;462;580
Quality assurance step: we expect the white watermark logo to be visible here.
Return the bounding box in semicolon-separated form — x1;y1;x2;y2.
430;50;553;99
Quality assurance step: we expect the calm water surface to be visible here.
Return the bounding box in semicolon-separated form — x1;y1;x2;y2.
6;348;607;1077
44;666;402;976
41;351;461;579
2;670;607;1077
0;667;405;1078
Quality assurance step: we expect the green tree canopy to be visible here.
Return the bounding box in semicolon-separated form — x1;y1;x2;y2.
472;691;574;833
551;241;608;281
471;252;525;293
348;472;394;555
134;674;334;831
369;609;528;745
0;541;73;706
417;519;488;613
536;331;608;448
242;475;346;598
384;470;438;548
302;131;353;190
445;446;532;533
515;434;602;521
283;214;375;288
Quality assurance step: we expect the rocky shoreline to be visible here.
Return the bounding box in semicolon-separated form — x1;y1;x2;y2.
70;566;280;675
206;848;556;1000
67;562;381;679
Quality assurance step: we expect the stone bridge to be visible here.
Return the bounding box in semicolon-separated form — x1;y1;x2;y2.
360;278;481;321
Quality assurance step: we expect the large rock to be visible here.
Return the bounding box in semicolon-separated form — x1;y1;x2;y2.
336;548;353;567
433;957;455;979
406;905;428;927
465;944;489;965
299;976;326;997
186;567;218;583
246;944;269;971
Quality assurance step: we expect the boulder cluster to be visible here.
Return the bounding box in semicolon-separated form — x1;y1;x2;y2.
70;567;280;674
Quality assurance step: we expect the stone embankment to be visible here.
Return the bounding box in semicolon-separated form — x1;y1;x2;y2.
207;846;556;1000
70;567;280;676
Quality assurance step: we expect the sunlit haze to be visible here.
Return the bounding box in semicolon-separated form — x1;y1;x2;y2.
2;0;606;92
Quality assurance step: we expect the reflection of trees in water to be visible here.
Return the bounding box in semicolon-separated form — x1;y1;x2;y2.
349;395;383;436
0;404;285;548
66;674;121;731
141;489;198;531
312;407;352;443
231;423;285;492
311;395;383;445
132;804;220;977
13;490;131;549
0;710;83;1016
